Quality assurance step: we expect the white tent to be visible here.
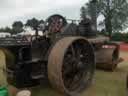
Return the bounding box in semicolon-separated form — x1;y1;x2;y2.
17;26;43;36
18;31;43;36
17;31;35;36
0;32;11;38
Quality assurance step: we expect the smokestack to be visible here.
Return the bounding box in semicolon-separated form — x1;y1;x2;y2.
89;0;97;31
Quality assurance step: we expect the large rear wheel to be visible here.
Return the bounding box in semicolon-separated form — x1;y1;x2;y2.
48;37;95;95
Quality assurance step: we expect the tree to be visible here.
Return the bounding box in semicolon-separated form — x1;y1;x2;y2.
25;18;44;36
12;21;23;34
39;20;44;24
81;0;128;38
25;18;40;36
4;27;12;33
0;28;5;32
25;18;39;30
0;26;12;33
38;20;45;31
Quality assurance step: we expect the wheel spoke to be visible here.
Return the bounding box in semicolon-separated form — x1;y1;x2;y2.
63;42;92;90
48;37;95;94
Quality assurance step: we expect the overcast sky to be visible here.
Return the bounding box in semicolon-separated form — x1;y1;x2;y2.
0;0;89;27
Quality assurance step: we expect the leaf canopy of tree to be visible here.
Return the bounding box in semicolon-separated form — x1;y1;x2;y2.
25;18;39;30
12;21;24;34
25;18;44;30
81;0;128;37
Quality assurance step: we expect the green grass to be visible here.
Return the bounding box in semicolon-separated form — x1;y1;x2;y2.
0;51;128;96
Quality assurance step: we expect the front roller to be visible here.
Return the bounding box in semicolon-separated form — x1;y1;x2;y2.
96;44;119;71
48;37;95;95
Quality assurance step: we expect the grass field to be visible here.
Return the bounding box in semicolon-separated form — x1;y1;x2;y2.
0;50;128;96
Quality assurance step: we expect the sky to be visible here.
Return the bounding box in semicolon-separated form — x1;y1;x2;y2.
0;0;89;27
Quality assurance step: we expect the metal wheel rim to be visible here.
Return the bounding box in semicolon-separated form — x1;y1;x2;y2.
48;37;95;94
62;40;94;91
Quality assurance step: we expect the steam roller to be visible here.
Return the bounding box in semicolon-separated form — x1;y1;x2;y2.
0;14;96;95
0;14;120;95
95;43;120;71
